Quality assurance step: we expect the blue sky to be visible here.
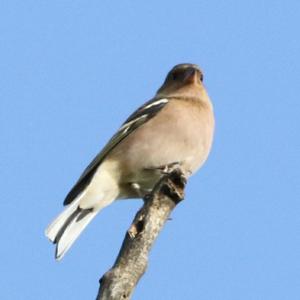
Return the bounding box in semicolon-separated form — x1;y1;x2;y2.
1;1;300;299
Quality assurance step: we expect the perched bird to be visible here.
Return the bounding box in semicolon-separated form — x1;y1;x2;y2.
45;63;215;260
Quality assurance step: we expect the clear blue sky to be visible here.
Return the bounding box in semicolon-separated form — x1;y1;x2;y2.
1;1;299;299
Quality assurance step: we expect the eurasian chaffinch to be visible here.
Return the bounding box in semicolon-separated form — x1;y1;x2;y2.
46;63;215;260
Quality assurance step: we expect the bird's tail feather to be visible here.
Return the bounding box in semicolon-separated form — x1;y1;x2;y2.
45;197;80;243
55;209;97;260
45;200;98;260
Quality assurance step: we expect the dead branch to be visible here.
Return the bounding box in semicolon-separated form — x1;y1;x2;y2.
96;168;186;300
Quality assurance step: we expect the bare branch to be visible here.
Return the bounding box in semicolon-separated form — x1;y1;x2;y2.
96;168;186;300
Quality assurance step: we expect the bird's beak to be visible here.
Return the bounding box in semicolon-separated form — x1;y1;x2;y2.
183;67;198;84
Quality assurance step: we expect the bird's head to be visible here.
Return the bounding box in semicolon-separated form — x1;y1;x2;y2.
156;64;205;99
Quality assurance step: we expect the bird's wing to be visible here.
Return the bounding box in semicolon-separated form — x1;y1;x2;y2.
63;98;169;205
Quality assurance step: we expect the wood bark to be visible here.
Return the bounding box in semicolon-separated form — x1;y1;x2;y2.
96;168;186;300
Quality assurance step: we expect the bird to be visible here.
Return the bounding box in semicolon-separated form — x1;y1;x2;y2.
45;63;215;260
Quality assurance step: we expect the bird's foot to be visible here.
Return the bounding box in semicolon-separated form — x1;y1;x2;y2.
160;162;181;174
145;161;182;174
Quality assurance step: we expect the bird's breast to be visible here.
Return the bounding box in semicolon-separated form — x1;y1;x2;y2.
109;99;214;190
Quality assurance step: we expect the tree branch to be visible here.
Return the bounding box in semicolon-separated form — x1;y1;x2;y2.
96;168;186;300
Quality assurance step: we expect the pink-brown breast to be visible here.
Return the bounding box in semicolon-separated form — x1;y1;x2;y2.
108;97;214;192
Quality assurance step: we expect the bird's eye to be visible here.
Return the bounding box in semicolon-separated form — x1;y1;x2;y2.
200;73;204;82
172;72;178;80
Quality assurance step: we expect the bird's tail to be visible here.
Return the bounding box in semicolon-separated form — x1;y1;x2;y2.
45;199;98;260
